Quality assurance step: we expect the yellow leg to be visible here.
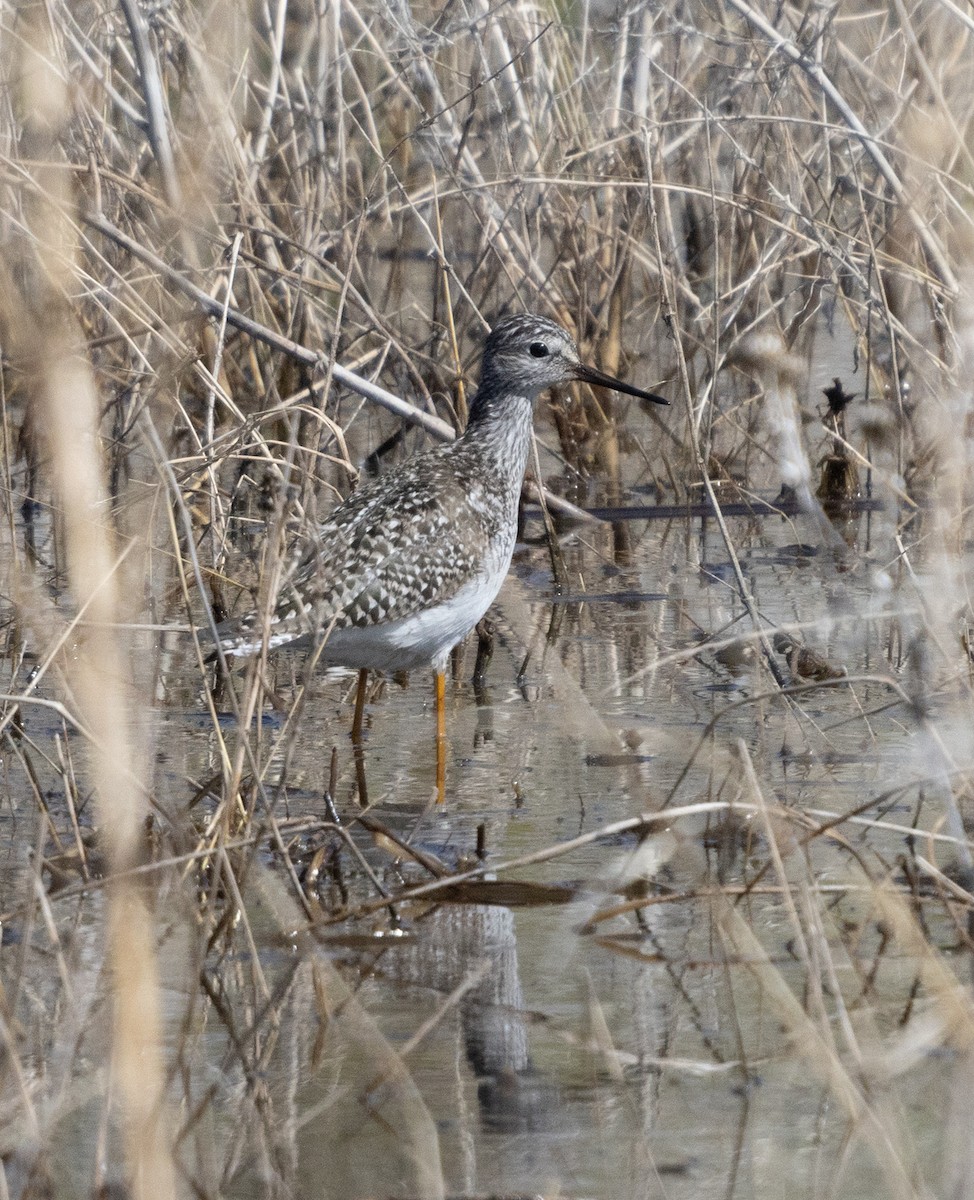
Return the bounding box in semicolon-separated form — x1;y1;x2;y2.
435;670;446;803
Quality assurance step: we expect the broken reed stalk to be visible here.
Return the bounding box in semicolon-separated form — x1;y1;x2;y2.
13;13;175;1199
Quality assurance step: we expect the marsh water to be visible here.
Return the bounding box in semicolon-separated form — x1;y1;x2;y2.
163;494;962;1200
6;474;965;1199
0;307;969;1200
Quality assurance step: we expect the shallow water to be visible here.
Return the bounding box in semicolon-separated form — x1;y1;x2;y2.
134;499;968;1200
2;394;971;1199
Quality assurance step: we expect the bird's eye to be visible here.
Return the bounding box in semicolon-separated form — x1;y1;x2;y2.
529;342;549;358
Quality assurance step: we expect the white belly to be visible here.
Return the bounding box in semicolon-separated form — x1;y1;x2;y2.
321;569;504;673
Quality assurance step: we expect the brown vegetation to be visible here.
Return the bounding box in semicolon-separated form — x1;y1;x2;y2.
1;1;974;1196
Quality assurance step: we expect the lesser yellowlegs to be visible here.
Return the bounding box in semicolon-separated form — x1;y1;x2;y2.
220;313;667;798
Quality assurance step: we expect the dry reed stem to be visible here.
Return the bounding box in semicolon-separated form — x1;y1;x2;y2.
7;11;175;1198
715;897;927;1199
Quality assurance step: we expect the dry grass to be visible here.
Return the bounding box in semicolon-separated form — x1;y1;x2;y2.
1;0;974;1196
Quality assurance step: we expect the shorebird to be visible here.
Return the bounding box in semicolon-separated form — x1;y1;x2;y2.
220;313;667;799
772;633;847;682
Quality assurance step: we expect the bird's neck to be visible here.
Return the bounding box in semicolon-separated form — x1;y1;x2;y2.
459;386;536;485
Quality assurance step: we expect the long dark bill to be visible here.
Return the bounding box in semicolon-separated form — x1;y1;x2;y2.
573;362;668;406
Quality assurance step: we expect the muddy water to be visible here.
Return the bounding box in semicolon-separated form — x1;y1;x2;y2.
147;500;963;1200
1;436;969;1197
